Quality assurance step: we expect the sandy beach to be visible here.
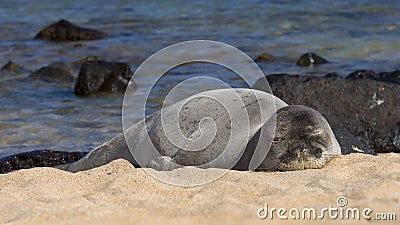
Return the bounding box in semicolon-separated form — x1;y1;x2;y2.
1;1;399;225
0;153;399;225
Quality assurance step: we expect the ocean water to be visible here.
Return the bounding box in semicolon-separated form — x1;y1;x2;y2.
0;0;399;157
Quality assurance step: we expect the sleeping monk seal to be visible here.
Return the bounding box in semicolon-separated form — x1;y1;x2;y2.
60;88;341;173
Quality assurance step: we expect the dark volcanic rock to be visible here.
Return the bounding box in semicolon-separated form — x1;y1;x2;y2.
70;56;102;68
346;70;400;84
253;73;400;153
48;61;71;72
380;70;400;84
324;72;341;78
346;70;380;79
296;52;328;66
34;19;107;41
30;65;74;83
255;53;276;62
1;61;23;71
0;150;88;174
74;60;133;95
332;128;376;155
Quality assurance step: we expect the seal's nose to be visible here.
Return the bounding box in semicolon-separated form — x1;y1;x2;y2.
296;148;308;159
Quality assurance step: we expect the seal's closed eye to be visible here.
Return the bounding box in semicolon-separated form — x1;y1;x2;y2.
305;126;323;136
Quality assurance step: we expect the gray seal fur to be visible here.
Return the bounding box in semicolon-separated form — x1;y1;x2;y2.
61;88;341;172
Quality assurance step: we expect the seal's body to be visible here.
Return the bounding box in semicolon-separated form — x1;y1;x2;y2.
61;89;341;172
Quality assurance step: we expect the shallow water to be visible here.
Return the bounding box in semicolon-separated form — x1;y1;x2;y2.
0;0;399;157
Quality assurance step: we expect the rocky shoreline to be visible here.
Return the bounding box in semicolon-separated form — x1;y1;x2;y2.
253;70;400;153
0;67;398;173
0;19;399;173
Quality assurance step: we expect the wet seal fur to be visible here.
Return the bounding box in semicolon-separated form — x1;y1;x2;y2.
60;89;341;172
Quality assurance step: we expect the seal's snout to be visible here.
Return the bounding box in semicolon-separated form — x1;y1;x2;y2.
298;147;321;160
298;148;307;158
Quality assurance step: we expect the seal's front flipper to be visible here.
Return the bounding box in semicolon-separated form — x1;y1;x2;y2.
147;156;182;171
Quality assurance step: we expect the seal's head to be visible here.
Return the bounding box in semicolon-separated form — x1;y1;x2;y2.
262;105;341;171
